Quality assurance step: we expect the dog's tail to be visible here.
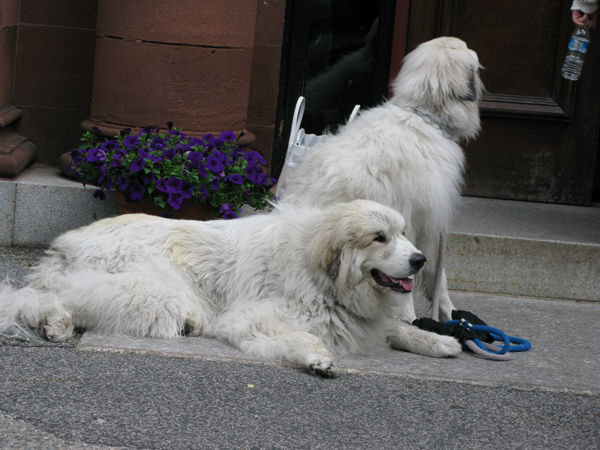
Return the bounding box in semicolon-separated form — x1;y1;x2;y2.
0;279;58;338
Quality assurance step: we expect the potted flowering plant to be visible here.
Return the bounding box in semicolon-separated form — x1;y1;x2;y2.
69;123;276;219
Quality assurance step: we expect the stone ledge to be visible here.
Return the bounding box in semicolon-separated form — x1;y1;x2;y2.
0;165;119;247
446;232;600;302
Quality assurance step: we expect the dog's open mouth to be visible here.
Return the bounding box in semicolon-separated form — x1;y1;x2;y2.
371;269;414;293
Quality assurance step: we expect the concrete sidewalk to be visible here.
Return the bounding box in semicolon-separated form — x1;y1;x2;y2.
77;291;598;393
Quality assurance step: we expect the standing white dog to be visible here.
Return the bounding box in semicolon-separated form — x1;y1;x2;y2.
0;200;461;378
282;37;483;330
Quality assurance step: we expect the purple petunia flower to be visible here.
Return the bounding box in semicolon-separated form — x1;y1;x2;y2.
177;143;190;153
188;137;204;148
149;137;166;151
180;182;194;199
93;189;106;200
165;177;183;194
223;210;238;219
130;156;146;172
109;156;122;169
97;166;107;183
166;121;174;130
209;137;224;149
140;126;154;135
123;135;139;148
92;126;103;135
163;148;177;160
203;134;223;149
244;164;265;185
229;148;242;163
206;150;227;173
119;127;132;137
245;150;266;166
168;130;187;141
140;172;155;185
220;130;237;142
210;177;220;191
147;153;163;163
168;192;183;209
127;182;145;202
227;173;244;185
117;175;129;191
220;204;239;219
70;149;83;164
87;148;106;163
102;140;119;152
197;185;208;200
156;178;168;193
186;152;204;164
197;163;208;179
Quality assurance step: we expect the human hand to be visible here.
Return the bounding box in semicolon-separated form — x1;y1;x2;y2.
572;10;597;28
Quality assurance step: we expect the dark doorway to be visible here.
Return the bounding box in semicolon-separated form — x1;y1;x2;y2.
272;0;398;178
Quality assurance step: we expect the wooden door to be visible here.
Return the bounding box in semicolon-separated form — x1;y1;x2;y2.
407;0;600;205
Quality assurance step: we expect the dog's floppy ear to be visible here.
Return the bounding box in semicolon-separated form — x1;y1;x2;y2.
309;204;366;285
327;255;341;280
310;222;343;280
309;205;357;281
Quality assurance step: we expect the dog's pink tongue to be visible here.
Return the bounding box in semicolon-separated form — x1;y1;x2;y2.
387;275;413;291
400;278;414;291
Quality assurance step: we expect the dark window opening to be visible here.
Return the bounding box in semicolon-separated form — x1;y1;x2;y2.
273;0;397;177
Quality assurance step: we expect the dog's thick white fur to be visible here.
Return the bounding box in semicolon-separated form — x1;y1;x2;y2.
0;200;461;377
282;37;483;324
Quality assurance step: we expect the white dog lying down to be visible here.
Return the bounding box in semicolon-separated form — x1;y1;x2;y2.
0;200;460;377
282;37;483;323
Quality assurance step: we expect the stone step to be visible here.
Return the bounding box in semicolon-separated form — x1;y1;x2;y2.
446;197;600;302
1;164;598;301
1;165;119;247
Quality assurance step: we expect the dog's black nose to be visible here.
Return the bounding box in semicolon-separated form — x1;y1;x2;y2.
409;254;427;270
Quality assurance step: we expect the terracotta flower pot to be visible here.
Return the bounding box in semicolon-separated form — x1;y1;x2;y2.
115;191;217;221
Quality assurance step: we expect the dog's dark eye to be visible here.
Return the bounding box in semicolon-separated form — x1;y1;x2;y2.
374;234;387;243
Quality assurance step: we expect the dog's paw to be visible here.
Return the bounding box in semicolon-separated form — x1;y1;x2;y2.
41;312;74;342
308;356;339;378
183;315;205;337
389;322;461;358
430;334;462;358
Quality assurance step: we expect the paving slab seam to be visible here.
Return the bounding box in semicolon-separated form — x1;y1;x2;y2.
340;368;600;396
77;343;282;366
76;342;600;397
448;231;600;248
450;288;599;305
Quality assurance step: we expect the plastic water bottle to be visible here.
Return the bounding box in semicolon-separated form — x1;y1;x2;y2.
561;26;591;81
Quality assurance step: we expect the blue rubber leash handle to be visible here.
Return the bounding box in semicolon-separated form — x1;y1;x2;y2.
445;320;532;356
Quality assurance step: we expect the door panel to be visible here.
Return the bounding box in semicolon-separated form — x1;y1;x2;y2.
408;0;600;204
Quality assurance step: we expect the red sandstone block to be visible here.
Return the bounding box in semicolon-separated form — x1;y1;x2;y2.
0;26;17;109
247;44;282;127
90;37;254;133
97;0;258;48
254;0;285;46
